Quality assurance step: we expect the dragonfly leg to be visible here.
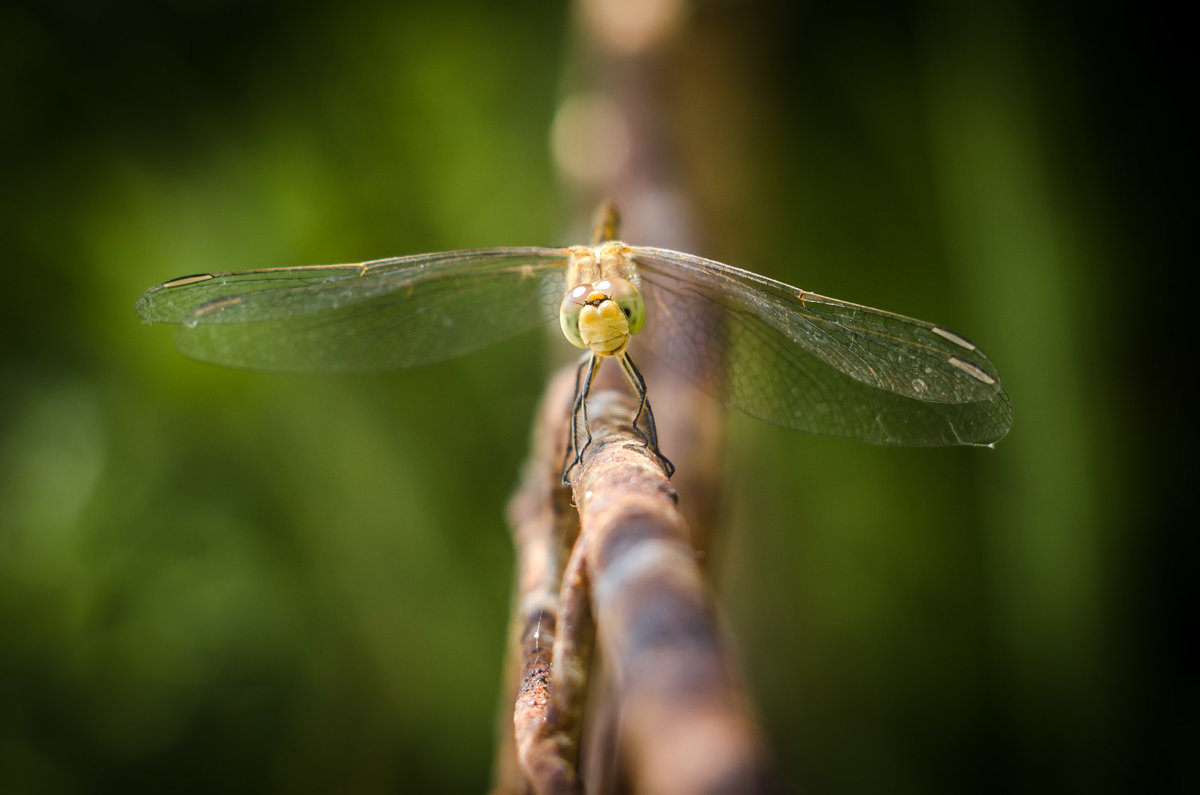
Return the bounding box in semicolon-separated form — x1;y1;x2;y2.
560;354;599;485
617;352;675;478
562;356;586;472
577;354;600;460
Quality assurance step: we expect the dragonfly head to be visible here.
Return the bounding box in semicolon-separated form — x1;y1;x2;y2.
559;277;646;356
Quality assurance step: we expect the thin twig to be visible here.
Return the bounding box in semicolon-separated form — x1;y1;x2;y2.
569;389;771;795
497;360;771;794
547;518;596;767
494;368;581;795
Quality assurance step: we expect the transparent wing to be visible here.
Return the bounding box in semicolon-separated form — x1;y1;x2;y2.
629;246;1012;446
137;247;570;372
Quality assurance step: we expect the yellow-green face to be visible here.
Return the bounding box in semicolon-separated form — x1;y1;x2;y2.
558;277;646;356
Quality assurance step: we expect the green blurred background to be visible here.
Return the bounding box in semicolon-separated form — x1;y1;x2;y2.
0;0;1188;792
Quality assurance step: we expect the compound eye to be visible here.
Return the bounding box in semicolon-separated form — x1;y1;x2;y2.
558;283;591;349
595;277;645;335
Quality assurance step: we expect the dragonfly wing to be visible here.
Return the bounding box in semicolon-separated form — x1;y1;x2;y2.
137;248;570;372
630;247;1012;446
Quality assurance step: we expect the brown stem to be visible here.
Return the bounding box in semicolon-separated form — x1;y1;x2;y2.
494;368;581;795
496;360;771;794
570;389;771;795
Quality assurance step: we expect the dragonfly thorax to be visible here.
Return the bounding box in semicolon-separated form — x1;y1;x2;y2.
566;241;638;285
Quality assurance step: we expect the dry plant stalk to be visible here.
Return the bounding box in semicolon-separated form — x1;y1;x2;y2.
495;364;770;794
495;368;583;795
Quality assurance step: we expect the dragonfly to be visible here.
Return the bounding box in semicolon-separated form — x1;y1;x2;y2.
137;203;1012;481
